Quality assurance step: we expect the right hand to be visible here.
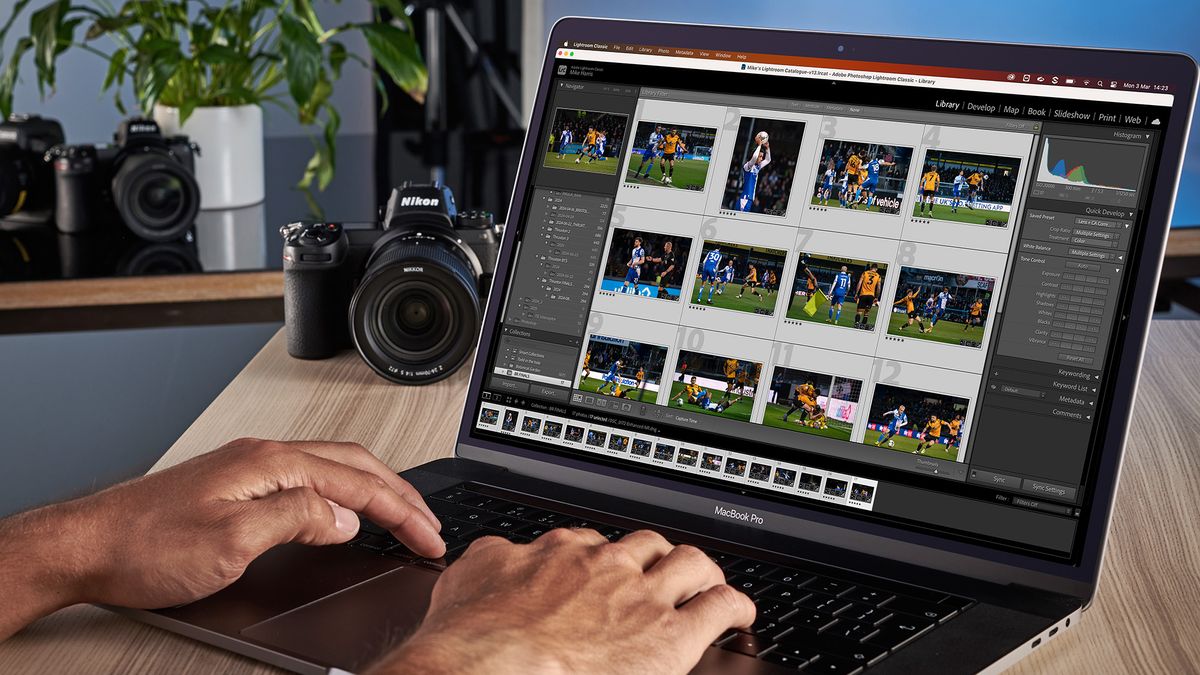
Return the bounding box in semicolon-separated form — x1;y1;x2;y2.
373;529;755;674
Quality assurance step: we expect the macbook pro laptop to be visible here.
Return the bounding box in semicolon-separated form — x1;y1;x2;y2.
124;19;1196;674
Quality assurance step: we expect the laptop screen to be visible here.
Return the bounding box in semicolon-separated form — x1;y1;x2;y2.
467;38;1177;564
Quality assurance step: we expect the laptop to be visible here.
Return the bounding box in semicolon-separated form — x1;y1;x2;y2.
122;18;1197;675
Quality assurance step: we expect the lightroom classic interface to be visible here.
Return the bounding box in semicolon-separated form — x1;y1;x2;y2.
470;41;1174;562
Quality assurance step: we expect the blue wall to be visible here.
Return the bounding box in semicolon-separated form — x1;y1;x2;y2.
545;1;1200;226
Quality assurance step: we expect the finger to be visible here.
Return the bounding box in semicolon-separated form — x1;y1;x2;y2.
675;585;757;653
288;441;441;531
536;527;607;547
276;452;446;558
242;486;362;551
462;534;511;557
612;530;673;570
644;545;726;605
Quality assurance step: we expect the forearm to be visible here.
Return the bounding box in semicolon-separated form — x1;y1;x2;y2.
0;501;95;640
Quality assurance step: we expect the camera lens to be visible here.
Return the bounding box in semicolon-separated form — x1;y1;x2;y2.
112;152;199;242
117;240;202;276
350;232;482;384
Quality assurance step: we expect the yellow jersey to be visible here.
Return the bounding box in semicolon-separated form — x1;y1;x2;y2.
636;368;645;382
925;418;943;437
585;130;598;145
685;383;703;400
968;172;983;186
724;359;739;378
896;292;916;313
970;300;983;316
746;268;758;283
860;269;881;295
663;133;681;153
949;419;962;435
846;154;862;174
583;352;590;367
922;171;940;191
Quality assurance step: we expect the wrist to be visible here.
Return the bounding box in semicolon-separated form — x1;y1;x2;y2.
0;498;102;639
369;620;568;675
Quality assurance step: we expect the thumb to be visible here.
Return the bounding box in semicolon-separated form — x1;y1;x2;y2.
245;486;361;550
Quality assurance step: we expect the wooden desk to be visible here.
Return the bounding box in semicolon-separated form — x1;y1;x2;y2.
2;322;1199;674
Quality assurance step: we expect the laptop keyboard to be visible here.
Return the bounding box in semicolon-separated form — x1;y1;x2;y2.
349;483;972;673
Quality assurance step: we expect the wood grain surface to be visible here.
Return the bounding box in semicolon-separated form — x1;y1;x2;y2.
0;271;283;311
1;322;1197;674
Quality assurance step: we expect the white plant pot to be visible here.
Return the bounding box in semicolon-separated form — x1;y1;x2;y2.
153;103;265;209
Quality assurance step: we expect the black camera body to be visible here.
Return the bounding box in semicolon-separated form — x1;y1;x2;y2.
0;114;65;222
50;117;200;242
282;182;501;384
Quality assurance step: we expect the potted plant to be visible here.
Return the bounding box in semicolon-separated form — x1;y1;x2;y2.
0;0;426;210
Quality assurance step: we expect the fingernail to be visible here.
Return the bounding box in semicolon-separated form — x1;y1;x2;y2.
333;506;359;534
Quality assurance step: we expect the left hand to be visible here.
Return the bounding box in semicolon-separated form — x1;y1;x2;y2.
0;438;443;640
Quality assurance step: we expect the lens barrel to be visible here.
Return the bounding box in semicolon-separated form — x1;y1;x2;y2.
112;152;199;242
349;232;481;384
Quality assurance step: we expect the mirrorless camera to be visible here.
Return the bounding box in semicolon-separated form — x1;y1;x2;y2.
49;117;200;242
282;182;501;384
0;114;65;222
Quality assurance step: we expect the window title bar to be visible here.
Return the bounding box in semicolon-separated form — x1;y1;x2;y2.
558;42;1174;107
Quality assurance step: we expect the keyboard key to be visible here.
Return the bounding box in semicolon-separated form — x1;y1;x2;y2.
428;502;470;518
843;587;894;606
383;545;416;561
759;585;809;604
726;560;777;577
796;593;852;615
737;617;792;639
720;633;774;657
830;621;880;643
781;611;838;633
765;568;816;587
598;526;629;541
514;524;550;539
779;630;887;664
752;600;798;620
703;551;741;567
766;645;821;668
809;577;854;596
459;496;502;509
454;509;494;525
844;604;892;626
351;533;392;552
724;575;775;596
440;522;481;540
883;596;958;623
806;655;864;674
428;488;471;503
531;512;571;526
498;504;540;519
865;616;934;650
941;595;974;611
482;516;523;532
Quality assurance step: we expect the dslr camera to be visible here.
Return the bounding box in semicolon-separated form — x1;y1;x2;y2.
49;117;200;242
282;182;501;384
0;114;65;222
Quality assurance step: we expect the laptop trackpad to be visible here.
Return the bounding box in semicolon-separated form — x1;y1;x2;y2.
241;565;439;672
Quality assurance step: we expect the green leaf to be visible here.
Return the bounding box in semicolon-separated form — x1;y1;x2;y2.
0;37;34;119
0;0;34;54
199;43;244;65
29;0;69;96
278;13;321;108
85;15;136;41
327;40;347;78
102;47;127;90
358;22;426;103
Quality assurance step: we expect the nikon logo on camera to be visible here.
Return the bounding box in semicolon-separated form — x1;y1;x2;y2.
404;266;424;273
400;196;440;207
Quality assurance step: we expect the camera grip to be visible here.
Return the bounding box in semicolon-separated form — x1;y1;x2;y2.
283;264;352;359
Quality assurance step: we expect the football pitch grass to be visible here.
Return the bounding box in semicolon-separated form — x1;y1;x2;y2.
786;297;879;329
862;430;960;461
809;195;900;214
760;403;854;441
689;282;782;316
911;202;1011;226
886;311;986;346
667;380;754;422
625;157;711;191
543;151;620;174
577;376;658;402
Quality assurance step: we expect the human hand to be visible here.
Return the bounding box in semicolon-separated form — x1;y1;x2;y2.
0;438;443;639
372;529;755;675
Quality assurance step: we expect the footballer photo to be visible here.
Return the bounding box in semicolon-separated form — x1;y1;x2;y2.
912;150;1022;227
598;228;693;301
676;447;699;467
761;367;864;442
577;335;668;402
542;420;564;439
543;108;629;175
850;483;876;505
668;350;762;422
608;434;631;453
478;407;500;425
721;117;806;217
863;383;969;461
564;424;585;444
520;416;543;434
701;452;724;472
585;429;608;448
786;253;889;331
654;442;677;462
886;267;996;348
810;139;914;214
624;121;717;190
689;240;787;316
631;438;653;457
748;462;773;482
723;457;748;478
501;410;518;432
824;478;849;498
773;467;798;488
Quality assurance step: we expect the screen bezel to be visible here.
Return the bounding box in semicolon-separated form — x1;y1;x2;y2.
455;17;1198;599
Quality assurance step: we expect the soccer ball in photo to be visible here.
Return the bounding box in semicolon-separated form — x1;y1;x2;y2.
887;439;895;447
755;131;769;145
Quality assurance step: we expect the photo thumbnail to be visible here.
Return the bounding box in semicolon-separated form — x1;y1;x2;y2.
863;383;969;461
887;267;995;348
721;117;806;216
786;253;889;331
761;367;864;442
624;121;717;191
578;335;669;403
912;150;1022;227
598;228;693;301
690;240;787;316
668;350;762;422
544;108;629;175
811;140;914;214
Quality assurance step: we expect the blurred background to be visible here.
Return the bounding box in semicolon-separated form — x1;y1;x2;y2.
0;0;1196;515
